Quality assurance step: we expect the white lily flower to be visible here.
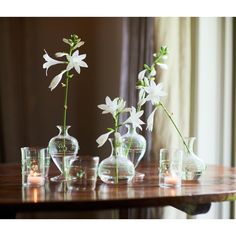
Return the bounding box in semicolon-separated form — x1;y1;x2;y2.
98;96;128;117
157;63;168;70
96;130;114;148
43;50;65;76
66;50;88;74
144;80;167;105
124;106;145;130
146;107;158;131
138;69;147;81
49;70;67;91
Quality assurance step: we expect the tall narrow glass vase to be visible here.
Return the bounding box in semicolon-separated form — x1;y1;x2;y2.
48;125;79;182
182;137;206;180
98;138;135;184
121;124;146;179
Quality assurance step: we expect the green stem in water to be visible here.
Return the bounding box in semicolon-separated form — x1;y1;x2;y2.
159;101;190;153
114;114;119;184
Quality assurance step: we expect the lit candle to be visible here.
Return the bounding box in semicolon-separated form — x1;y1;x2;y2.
27;171;44;187
164;175;178;185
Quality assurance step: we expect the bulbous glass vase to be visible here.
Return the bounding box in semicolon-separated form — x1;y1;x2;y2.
98;138;135;184
121;124;146;179
48;125;79;182
182;137;206;180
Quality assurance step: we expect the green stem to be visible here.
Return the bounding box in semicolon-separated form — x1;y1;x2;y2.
62;47;73;179
159;101;190;153
114;114;119;184
63;74;69;132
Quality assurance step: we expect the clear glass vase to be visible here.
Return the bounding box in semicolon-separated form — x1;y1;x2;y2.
98;138;135;184
48;125;79;182
121;124;146;179
182;137;206;180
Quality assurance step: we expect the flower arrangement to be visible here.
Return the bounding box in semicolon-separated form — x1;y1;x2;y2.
97;45;190;173
136;46;190;153
43;34;88;132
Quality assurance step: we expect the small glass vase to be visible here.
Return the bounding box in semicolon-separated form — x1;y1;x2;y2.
98;138;135;184
182;137;206;180
48;125;79;182
121;124;146;179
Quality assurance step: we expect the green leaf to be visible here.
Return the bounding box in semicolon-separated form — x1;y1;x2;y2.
107;128;114;132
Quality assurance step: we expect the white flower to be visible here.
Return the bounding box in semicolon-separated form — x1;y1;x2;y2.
43;49;88;90
146;107;158;131
138;69;147;80
124;106;145;130
157;63;168;70
43;50;65;76
96;130;114;147
66;50;88;74
98;96;129;117
144;80;167;105
49;70;67;91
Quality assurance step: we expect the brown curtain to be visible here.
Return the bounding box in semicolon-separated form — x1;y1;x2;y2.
0;17;123;163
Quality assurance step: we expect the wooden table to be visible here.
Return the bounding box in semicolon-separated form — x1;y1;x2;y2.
0;162;236;218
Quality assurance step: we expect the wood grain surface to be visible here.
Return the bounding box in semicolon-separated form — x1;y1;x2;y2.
0;162;236;216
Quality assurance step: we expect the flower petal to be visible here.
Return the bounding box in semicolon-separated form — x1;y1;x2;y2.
96;131;114;147
74;64;81;74
78;60;88;68
48;70;67;91
55;52;68;58
78;54;86;60
66;62;74;71
146;107;158;131
138;69;147;80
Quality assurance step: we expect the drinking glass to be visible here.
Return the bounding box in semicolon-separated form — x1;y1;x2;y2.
159;148;183;188
21;147;49;187
66;156;99;191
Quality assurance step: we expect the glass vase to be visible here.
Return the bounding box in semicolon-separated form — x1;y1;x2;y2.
121;124;146;179
48;125;79;182
98;138;135;184
182;137;206;180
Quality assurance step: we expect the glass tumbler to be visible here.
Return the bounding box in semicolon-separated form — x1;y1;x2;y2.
21;147;49;187
66;156;99;191
159;148;183;188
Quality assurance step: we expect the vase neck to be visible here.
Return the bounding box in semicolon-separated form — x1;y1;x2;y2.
57;125;71;136
109;138;121;157
184;137;196;153
126;124;137;134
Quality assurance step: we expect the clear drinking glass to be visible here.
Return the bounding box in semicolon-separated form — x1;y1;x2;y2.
21;147;48;187
159;148;183;188
66;156;99;191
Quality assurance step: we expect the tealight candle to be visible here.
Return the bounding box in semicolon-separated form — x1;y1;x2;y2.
164;176;178;185
27;171;45;187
